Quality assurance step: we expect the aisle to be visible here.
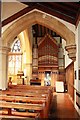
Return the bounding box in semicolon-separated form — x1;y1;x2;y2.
49;93;80;119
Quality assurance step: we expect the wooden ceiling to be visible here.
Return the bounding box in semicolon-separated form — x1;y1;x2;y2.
23;2;80;25
32;24;61;38
2;2;80;27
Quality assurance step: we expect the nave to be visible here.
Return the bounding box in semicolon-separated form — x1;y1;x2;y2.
0;85;80;120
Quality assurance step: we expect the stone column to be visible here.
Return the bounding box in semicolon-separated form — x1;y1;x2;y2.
32;44;38;79
0;46;10;90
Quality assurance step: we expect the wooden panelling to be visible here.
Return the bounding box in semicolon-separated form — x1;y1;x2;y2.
58;72;65;82
65;62;74;101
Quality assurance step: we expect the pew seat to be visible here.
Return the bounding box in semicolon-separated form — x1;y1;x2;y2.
0;100;46;118
0;115;36;120
0;85;53;118
0;109;39;118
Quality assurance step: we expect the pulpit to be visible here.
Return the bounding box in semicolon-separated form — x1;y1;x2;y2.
17;71;24;85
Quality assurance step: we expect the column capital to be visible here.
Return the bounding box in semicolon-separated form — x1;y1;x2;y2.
65;44;76;61
0;46;11;53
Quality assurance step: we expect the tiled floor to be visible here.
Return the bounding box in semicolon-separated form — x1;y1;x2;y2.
49;93;80;120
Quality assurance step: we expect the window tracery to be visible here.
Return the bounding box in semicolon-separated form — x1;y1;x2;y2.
8;38;22;75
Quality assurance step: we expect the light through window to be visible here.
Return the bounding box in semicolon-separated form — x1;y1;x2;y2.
8;38;22;75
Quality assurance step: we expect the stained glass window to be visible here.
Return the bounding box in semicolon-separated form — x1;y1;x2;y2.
8;38;22;75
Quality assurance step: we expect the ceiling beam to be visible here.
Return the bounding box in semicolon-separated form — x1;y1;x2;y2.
35;3;75;25
2;5;36;27
57;2;78;13
2;2;79;27
63;2;80;10
75;8;80;27
45;2;76;18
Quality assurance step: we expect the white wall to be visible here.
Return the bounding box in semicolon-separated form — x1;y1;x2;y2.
1;2;27;33
78;22;80;92
1;2;27;21
74;21;80;115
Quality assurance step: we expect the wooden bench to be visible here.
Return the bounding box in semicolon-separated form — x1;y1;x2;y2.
8;89;52;112
0;90;50;114
8;85;53;111
0;95;46;104
0;109;39;119
0;114;36;120
9;85;53;90
9;85;53;97
9;86;53;110
0;85;53;118
1;91;47;98
8;85;53;105
9;85;53;102
0;101;45;118
0;94;49;118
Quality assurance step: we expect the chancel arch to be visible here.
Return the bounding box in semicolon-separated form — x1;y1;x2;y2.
2;11;76;61
1;10;76;89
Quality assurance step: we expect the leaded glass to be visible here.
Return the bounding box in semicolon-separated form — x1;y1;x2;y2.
11;39;21;52
8;38;22;75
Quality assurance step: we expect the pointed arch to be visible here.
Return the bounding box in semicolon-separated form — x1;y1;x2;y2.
2;10;76;60
2;11;75;45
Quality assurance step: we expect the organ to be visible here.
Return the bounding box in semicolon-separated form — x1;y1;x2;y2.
32;34;59;87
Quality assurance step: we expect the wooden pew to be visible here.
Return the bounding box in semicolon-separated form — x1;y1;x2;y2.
8;85;53;113
9;85;53;90
7;89;52;113
0;85;53;118
9;87;53;103
8;86;53;112
9;85;53;96
0;90;50;115
9;85;53;105
0;94;48;118
9;85;53;95
0;109;39;119
9;85;53;103
0;101;44;118
0;115;36;120
0;91;47;98
0;95;46;103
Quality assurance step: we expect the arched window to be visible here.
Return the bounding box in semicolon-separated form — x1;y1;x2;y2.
8;38;22;75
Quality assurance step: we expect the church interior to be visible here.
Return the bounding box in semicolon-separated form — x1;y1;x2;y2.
0;1;80;119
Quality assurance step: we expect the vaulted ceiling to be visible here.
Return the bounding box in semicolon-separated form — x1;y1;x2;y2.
2;2;80;27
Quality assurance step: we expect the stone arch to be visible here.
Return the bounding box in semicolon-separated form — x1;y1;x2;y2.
2;11;76;60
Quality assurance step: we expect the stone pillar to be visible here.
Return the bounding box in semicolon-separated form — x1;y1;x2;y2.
0;46;10;90
65;44;76;61
32;44;38;79
58;44;65;70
